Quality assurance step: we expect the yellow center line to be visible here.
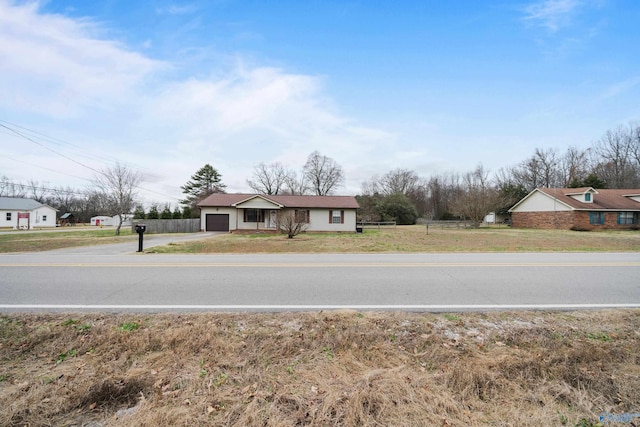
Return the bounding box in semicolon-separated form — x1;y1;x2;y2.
1;262;639;268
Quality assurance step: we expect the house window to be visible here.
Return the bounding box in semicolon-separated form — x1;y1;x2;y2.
295;210;309;223
618;212;638;225
42;215;47;221
330;210;344;224
584;193;591;202
6;213;11;221
589;212;605;225
244;209;263;223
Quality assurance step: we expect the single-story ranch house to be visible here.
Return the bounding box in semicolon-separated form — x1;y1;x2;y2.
198;193;360;233
509;187;640;230
0;197;57;229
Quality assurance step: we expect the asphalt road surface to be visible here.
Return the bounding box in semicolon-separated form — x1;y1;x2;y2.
1;252;639;312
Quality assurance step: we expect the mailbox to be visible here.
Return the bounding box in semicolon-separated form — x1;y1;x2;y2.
135;224;146;252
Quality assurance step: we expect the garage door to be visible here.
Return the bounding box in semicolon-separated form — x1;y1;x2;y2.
206;214;229;231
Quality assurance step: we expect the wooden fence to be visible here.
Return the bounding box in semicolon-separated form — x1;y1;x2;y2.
357;221;397;230
131;219;200;234
424;220;474;228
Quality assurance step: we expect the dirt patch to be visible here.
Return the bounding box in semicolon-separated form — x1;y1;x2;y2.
1;310;638;426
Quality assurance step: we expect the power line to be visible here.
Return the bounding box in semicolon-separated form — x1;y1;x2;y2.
0;119;173;181
0;120;182;202
0;180;86;196
0;122;102;174
0;153;94;183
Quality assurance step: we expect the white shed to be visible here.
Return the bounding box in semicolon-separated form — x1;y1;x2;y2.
90;216;113;226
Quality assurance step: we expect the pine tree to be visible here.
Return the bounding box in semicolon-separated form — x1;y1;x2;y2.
147;205;159;219
181;164;226;211
160;205;173;219
133;205;146;219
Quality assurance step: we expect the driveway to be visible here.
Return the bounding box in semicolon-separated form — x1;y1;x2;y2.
36;232;220;255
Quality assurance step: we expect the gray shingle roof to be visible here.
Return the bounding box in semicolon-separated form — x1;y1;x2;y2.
0;197;47;210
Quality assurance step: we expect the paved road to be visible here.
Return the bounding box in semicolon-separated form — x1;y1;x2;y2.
1;252;639;312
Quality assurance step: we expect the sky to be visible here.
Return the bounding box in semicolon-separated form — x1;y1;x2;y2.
1;0;639;207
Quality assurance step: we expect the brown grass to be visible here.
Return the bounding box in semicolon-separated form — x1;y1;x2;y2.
0;229;135;253
149;225;640;254
1;310;639;426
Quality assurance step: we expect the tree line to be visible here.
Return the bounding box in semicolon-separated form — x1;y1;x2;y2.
2;122;638;230
358;122;640;226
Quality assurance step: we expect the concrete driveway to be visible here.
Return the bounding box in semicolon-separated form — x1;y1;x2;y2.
37;232;220;255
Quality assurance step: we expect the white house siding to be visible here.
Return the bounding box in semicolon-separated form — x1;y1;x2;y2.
200;207;358;232
511;191;572;212
32;206;57;227
307;209;356;232
1;210;14;228
0;206;57;229
238;198;281;209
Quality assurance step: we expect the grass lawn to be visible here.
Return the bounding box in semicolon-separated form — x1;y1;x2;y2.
149;225;640;254
0;228;135;253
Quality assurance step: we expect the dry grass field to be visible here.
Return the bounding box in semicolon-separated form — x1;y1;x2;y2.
0;228;135;253
1;310;639;427
149;225;640;254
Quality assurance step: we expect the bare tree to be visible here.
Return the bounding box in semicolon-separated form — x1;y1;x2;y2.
558;146;590;187
367;168;419;196
425;172;462;220
276;209;309;238
27;180;49;203
93;163;143;235
247;162;291;195
592;124;640;188
362;168;428;218
0;176;26;198
282;171;309;195
303;151;344;196
504;147;561;192
451;164;500;228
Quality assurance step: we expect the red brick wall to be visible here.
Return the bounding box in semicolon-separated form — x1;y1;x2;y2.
511;211;575;229
512;211;638;230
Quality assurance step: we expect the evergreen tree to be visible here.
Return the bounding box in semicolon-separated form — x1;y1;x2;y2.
147;205;159;219
378;193;419;225
181;164;226;211
172;207;182;219
182;206;195;219
160;205;173;219
133;205;146;219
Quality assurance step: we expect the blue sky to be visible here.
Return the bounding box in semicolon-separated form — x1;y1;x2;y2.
1;0;639;206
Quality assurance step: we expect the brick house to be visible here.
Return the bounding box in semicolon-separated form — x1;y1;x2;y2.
508;187;640;230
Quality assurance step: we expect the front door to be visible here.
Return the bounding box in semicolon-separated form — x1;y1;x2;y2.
269;210;277;228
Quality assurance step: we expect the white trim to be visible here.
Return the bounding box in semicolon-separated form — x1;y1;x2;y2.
2;303;640;311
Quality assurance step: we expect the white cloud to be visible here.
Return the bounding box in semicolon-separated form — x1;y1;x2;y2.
602;76;640;99
0;0;165;117
523;0;580;31
0;0;397;202
155;4;198;15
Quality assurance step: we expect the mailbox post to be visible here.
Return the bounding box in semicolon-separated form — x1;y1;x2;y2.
135;224;146;252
